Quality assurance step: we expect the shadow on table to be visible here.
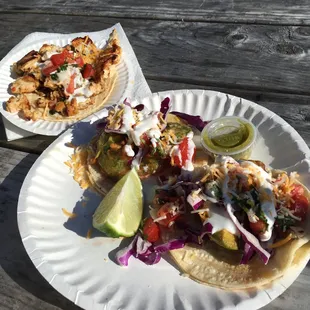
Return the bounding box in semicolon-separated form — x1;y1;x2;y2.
63;189;104;239
0;154;81;310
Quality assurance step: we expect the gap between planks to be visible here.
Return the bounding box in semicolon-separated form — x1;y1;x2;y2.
0;9;309;27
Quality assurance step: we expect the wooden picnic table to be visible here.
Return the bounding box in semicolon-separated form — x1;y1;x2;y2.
0;1;310;309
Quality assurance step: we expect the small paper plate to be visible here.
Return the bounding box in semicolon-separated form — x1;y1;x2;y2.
0;33;130;136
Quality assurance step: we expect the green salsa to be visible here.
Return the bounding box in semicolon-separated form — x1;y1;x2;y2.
202;119;255;160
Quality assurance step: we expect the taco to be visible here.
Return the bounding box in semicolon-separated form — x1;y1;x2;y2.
66;98;209;196
153;156;310;290
5;30;121;121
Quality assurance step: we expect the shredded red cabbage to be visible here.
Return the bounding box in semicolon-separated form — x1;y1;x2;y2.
225;203;270;265
154;238;186;253
115;234;139;266
134;104;144;111
123;98;131;107
240;243;255;265
171;111;209;131
160;97;170;119
187;190;204;210
116;234;186;266
202;222;213;234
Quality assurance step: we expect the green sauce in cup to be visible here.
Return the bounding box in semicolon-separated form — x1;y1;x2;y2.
201;116;257;160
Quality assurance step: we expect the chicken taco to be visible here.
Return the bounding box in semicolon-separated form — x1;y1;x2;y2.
5;30;121;121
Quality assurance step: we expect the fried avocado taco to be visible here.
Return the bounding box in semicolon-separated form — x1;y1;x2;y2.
156;156;310;290
67;98;209;195
116;155;310;290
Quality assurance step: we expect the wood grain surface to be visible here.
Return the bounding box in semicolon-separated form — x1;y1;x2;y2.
0;1;310;309
2;0;310;25
0;14;310;95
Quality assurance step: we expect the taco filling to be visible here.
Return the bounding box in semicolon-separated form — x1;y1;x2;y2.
66;98;207;195
115;154;310;289
5;29;121;121
66;97;310;290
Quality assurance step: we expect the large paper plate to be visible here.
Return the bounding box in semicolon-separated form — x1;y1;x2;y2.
17;90;310;309
0;35;130;136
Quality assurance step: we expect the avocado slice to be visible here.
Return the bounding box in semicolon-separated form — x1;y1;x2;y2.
210;229;239;251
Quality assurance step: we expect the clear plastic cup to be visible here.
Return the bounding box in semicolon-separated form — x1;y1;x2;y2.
201;116;257;160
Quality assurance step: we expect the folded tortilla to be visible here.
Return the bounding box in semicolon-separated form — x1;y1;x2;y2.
161;180;310;290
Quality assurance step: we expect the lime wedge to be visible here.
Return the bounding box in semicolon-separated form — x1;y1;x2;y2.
92;168;143;237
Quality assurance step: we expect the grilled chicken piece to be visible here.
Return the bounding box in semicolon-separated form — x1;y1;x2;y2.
88;30;121;95
66;98;78;116
13;50;41;75
39;44;63;60
71;36;99;65
36;97;51;108
54;101;66;113
93;30;121;84
43;76;58;90
50;89;65;101
6;94;28;113
10;75;40;94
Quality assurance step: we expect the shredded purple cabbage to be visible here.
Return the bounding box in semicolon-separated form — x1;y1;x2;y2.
115;234;139;266
171;111;209;131
123;98;131;107
225;203;270;265
134;104;144;111
160;97;170;119
202;222;213;234
116;234;186;266
154;238;186;253
240;243;255;265
187;190;204;210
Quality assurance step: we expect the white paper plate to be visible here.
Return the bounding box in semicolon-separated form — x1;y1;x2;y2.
0;35;130;136
18;90;310;310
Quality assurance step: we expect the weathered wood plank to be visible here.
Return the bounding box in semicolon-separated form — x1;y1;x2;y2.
0;147;309;310
2;0;310;25
0;147;80;309
0;14;310;96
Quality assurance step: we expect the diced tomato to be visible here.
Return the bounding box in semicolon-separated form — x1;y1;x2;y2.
249;220;267;235
50;49;75;66
50;53;66;66
156;203;181;227
82;63;95;79
291;195;309;221
75;56;84;67
172;137;196;168
62;49;74;59
66;74;76;94
175;137;189;167
143;218;160;243
42;64;58;76
290;184;305;198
